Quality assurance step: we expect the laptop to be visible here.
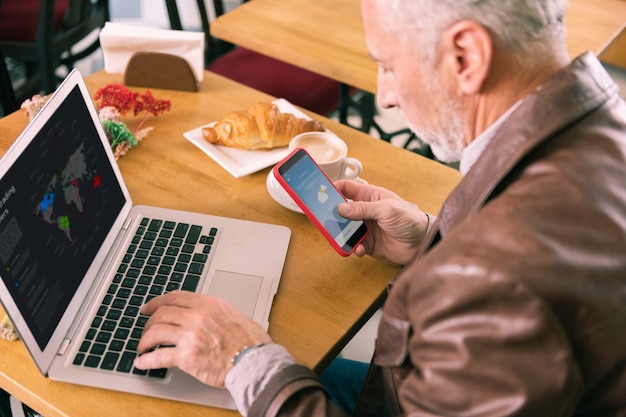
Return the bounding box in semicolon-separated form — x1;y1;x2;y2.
0;69;291;410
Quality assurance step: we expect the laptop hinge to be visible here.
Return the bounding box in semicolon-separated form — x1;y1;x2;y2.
58;338;71;356
122;215;133;230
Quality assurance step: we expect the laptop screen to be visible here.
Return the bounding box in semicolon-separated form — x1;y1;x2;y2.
0;85;126;350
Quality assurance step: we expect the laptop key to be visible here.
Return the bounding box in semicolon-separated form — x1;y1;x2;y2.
124;306;140;317
148;368;168;379
149;285;164;296
148;219;162;232
84;355;101;368
155;237;169;247
101;352;120;371
174;262;188;273
102;294;113;305
174;223;189;238
117;351;136;373
120;317;134;328
132;367;148;376
112;298;127;310
182;274;200;292
181;244;195;254
126;339;139;352
129;295;144;306
114;328;130;340
102;320;116;332
117;288;132;299
185;225;202;244
107;309;122;320
90;343;106;355
193;253;208;263
188;262;204;275
110;340;125;352
96;331;112;344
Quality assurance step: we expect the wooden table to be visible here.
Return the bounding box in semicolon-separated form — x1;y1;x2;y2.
211;0;626;94
0;70;461;417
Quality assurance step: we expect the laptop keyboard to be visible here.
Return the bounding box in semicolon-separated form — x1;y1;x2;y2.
72;217;219;378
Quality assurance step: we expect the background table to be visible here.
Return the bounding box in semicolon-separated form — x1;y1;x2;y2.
211;0;626;95
0;70;461;417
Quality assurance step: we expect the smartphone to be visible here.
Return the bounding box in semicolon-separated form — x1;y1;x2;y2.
273;148;368;256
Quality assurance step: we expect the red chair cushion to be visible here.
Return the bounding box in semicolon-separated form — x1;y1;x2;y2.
208;47;341;115
0;0;69;42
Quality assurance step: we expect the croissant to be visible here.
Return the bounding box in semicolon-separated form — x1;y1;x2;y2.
202;102;325;150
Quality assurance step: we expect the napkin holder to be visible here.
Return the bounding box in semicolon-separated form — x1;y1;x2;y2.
99;22;204;91
124;52;198;92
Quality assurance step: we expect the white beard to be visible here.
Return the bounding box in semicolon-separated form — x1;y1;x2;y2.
400;106;465;164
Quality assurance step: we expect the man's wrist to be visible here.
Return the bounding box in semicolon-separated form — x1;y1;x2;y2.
232;343;267;366
225;344;296;416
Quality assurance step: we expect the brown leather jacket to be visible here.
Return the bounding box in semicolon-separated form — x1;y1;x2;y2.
248;53;626;417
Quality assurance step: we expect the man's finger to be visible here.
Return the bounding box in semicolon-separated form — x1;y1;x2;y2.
134;344;178;370
338;199;388;221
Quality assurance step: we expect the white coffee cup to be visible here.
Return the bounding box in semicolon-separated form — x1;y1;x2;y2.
288;132;362;180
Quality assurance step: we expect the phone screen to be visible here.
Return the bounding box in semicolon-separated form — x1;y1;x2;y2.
275;149;367;255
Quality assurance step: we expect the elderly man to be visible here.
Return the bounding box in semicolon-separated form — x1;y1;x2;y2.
134;0;626;415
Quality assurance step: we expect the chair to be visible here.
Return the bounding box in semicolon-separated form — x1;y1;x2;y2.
0;45;18;116
0;0;109;104
164;0;373;124
0;388;40;417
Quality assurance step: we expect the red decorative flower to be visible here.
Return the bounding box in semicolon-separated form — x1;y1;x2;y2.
24;84;172;160
93;84;172;134
93;84;137;116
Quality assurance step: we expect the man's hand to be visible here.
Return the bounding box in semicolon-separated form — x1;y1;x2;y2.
335;179;430;265
134;291;273;388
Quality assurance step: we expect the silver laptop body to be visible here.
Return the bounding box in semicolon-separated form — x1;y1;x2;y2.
0;69;290;409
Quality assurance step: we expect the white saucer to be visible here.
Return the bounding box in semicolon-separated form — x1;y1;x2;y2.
266;170;303;213
266;171;368;213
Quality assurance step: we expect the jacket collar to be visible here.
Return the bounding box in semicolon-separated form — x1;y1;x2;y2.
436;52;618;235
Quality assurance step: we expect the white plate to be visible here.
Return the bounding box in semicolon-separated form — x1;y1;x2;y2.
266;170;303;213
184;98;311;178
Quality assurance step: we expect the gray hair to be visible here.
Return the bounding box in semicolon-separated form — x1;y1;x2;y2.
375;0;568;65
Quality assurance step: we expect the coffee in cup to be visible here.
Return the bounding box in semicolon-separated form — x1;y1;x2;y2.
289;132;362;180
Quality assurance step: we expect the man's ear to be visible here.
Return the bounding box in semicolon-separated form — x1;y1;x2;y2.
440;20;492;95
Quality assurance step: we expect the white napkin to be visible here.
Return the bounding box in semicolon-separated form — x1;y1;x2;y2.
99;22;205;82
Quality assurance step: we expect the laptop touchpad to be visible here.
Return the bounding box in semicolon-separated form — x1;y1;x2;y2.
207;271;263;318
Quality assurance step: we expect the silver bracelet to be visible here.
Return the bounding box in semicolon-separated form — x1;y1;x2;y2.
231;343;267;366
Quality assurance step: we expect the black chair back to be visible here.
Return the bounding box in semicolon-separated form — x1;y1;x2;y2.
165;0;249;64
0;45;18;116
0;0;110;102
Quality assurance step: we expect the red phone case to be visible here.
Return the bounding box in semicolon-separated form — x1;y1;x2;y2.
273;148;367;256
